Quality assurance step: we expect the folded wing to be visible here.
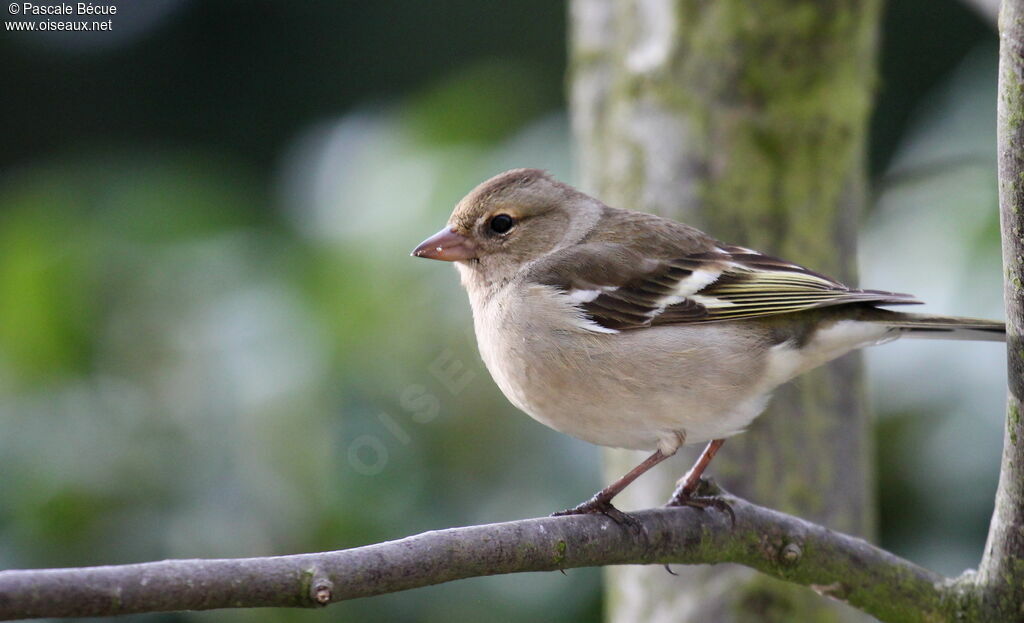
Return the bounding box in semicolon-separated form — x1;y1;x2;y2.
537;243;921;331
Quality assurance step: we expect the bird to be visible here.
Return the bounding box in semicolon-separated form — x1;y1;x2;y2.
411;168;1005;522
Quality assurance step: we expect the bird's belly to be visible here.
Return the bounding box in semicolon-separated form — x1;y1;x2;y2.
478;325;771;452
506;370;770;451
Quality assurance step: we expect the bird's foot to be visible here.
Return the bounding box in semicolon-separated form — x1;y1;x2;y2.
665;478;735;527
553;496;643;534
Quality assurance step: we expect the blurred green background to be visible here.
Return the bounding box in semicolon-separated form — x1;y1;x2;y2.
0;1;1006;621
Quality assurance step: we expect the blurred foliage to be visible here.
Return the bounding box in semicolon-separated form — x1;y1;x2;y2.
0;1;1004;622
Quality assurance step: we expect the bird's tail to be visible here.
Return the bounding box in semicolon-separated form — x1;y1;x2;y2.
873;311;1006;342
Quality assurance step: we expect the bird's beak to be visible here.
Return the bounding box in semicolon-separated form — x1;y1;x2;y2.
411;227;477;261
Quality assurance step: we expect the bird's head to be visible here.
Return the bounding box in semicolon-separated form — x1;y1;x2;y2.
412;169;594;285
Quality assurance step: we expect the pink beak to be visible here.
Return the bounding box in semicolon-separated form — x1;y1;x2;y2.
411;227;477;262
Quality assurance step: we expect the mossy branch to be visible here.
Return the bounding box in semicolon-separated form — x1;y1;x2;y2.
0;487;949;622
967;0;1024;618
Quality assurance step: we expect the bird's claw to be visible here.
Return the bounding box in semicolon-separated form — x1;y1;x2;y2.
665;479;736;527
553;497;644;535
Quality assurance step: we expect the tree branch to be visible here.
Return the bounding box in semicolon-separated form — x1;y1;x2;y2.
972;0;1024;616
0;488;947;623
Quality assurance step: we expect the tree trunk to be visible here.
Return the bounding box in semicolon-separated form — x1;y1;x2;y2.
569;1;882;621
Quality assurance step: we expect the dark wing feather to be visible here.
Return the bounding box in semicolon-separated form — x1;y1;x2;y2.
534;243;921;332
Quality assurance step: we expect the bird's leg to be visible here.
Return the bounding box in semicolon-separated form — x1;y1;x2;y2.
666;439;734;524
553;449;673;528
670;439;725;500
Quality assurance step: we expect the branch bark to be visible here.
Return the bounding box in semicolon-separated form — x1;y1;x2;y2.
971;0;1024;617
0;489;947;622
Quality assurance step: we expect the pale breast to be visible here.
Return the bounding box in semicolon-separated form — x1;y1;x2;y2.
468;281;776;451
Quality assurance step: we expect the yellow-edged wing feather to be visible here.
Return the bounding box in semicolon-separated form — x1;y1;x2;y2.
576;248;921;329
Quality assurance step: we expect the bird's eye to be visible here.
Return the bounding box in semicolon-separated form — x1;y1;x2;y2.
488;214;515;234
